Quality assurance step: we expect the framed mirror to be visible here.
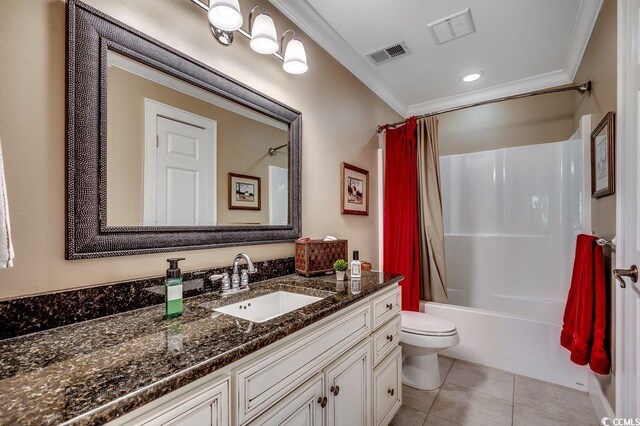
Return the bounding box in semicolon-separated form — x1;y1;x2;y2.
66;0;301;259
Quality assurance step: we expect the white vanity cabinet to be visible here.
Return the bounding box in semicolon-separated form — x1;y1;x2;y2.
113;285;402;426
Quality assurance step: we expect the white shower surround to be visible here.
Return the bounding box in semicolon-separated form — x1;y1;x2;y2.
428;116;593;390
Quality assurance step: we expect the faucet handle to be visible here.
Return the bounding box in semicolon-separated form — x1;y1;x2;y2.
241;270;249;287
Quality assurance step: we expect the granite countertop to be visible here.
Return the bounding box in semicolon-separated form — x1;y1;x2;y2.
0;272;402;425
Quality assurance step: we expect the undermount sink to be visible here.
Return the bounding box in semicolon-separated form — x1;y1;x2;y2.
213;291;323;323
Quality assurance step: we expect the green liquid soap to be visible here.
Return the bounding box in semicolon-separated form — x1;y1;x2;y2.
165;258;185;319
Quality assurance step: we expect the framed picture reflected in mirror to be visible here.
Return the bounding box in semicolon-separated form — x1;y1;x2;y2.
229;173;261;210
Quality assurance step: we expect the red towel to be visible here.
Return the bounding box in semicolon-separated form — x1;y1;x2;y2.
561;234;610;374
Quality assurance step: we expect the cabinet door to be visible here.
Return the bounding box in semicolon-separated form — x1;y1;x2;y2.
373;347;402;426
139;379;229;426
324;341;372;426
248;374;325;426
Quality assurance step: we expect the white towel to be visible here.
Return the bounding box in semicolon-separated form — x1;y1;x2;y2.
0;138;14;268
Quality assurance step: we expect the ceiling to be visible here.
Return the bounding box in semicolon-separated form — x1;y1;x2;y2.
268;0;604;116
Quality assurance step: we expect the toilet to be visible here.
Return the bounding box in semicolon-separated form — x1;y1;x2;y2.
400;311;460;390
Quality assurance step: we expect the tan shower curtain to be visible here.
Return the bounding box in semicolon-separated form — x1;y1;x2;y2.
417;117;448;303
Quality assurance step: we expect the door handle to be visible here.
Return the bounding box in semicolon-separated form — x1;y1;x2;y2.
613;265;638;288
330;385;340;396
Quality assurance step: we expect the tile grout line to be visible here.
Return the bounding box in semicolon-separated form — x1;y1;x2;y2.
512;374;516;425
443;377;516;403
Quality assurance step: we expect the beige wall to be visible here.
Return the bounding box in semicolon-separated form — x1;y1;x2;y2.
438;92;575;156
106;66;288;226
572;0;617;409
0;0;401;299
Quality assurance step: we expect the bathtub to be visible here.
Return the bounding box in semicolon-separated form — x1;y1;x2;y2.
431;120;592;391
422;300;588;391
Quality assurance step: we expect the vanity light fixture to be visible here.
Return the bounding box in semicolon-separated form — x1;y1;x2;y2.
461;72;483;82
192;0;308;74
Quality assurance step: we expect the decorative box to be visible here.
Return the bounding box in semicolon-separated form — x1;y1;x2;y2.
295;239;348;276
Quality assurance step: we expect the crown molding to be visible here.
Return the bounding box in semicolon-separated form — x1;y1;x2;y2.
564;0;604;80
268;0;410;116
269;0;603;118
406;69;572;116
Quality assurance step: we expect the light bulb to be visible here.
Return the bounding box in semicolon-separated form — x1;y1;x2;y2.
461;72;483;82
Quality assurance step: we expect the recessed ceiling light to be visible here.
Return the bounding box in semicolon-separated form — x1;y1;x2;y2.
461;72;483;82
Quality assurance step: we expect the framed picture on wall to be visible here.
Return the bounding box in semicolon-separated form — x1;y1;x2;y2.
228;173;261;210
341;162;369;215
591;111;616;198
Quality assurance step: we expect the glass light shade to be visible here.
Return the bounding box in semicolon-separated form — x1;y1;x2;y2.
283;39;308;74
208;0;243;32
250;14;279;54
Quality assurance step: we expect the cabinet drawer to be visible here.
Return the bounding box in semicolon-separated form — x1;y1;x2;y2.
371;287;401;330
372;315;401;366
235;304;371;424
373;347;402;426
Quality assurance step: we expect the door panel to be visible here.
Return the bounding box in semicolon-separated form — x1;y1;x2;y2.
617;0;640;417
324;341;372;426
248;374;324;426
156;117;211;226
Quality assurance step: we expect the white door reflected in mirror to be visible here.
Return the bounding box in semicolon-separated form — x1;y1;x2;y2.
144;108;217;226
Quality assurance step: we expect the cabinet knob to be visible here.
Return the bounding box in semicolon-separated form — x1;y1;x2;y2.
331;385;340;396
386;335;393;342
388;388;395;396
317;396;328;408
386;303;393;310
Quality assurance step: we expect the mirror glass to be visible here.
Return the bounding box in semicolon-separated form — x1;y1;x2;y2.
106;51;289;227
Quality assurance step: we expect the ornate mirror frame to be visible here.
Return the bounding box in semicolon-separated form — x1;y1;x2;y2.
66;0;302;259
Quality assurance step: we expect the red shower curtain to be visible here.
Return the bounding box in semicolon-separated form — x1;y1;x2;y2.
384;119;421;311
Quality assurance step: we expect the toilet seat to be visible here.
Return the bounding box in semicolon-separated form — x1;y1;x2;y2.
401;311;457;337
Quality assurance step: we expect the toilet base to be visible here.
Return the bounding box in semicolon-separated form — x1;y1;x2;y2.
402;353;441;390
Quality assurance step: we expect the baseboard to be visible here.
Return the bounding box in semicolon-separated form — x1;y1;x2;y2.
588;371;615;420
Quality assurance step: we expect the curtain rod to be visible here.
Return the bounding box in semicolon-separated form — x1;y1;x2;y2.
376;81;592;134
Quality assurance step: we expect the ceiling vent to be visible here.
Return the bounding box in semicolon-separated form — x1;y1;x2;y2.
427;8;476;45
366;41;411;65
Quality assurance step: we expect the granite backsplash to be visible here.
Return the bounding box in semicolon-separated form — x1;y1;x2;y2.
0;257;295;339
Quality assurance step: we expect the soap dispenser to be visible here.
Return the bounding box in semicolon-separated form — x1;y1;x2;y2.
165;258;185;319
350;251;362;278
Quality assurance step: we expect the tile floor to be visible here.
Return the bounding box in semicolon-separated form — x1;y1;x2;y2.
390;356;600;426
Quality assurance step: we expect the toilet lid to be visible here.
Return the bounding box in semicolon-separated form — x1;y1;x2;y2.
401;311;457;336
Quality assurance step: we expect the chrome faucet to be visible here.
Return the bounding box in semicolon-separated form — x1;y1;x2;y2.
212;253;258;297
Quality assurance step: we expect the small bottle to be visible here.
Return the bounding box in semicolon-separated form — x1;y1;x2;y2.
351;251;362;278
165;257;185;319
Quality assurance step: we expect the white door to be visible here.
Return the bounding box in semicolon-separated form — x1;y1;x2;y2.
324;342;371;426
144;99;216;226
616;0;640;418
